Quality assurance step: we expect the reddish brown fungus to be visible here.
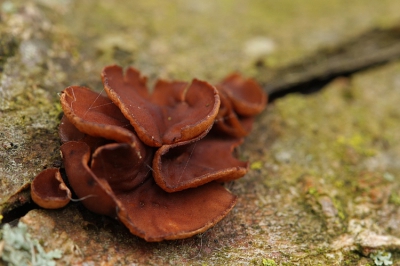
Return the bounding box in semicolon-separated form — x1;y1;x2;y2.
90;142;153;192
102;65;220;147
59;115;111;152
90;141;237;241
60;86;138;144
31;168;71;209
213;90;255;138
153;135;248;192
59;114;85;143
61;141;118;216
218;73;267;116
30;65;267;242
62;140;237;242
116;179;237;242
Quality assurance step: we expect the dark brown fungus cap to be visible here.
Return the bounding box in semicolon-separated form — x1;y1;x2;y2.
61;141;118;217
102;65;220;147
59;114;85;143
59;115;111;152
153;135;248;192
213;90;255;138
116;179;237;242
90;142;153;193
60;86;138;144
31;168;71;209
218;73;267;116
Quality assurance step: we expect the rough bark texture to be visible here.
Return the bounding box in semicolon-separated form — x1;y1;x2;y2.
1;0;400;265
257;26;400;96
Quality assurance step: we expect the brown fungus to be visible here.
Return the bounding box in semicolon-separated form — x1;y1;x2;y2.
31;168;71;209
30;65;267;242
217;73;267;116
212;73;266;138
116;179;237;242
60;86;138;144
91;142;237;241
62;140;237;242
61;141;118;216
59;115;111;152
102;65;220;147
213;89;256;138
153;135;248;192
90;142;153;193
58;114;85;143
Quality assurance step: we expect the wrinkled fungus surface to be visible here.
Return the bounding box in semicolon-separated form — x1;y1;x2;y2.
30;65;266;242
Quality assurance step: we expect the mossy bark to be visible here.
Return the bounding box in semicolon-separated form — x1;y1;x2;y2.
2;0;400;265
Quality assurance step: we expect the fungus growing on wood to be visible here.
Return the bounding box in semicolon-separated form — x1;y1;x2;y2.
153;135;248;192
218;73;267;116
213;89;256;138
102;65;220;147
29;65;267;242
31;168;71;209
60;86;138;144
61;140;237;242
58;115;110;152
213;73;266;137
117;179;237;242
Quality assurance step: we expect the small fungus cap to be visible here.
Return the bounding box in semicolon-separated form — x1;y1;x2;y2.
31;168;71;209
213;90;255;138
218;73;267;116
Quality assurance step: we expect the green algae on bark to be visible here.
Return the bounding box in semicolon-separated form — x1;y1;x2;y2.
2;0;400;265
243;61;400;264
0;2;78;214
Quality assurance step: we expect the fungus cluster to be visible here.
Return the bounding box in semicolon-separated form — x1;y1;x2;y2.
30;65;266;242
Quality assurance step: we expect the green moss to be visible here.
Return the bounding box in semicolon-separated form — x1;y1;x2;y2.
332;197;346;221
250;161;263;170
262;258;277;266
308;187;319;196
389;192;400;206
336;133;377;157
1;0;400;265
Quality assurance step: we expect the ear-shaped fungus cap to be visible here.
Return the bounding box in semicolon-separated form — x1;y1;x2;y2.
62;140;237;242
59;114;85;143
61;141;119;217
116;179;237;242
102;65;220;147
60;86;138;144
90;142;153;192
59;115;111;152
213;90;255;138
218;73;267;116
153;135;248;192
31;168;71;209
